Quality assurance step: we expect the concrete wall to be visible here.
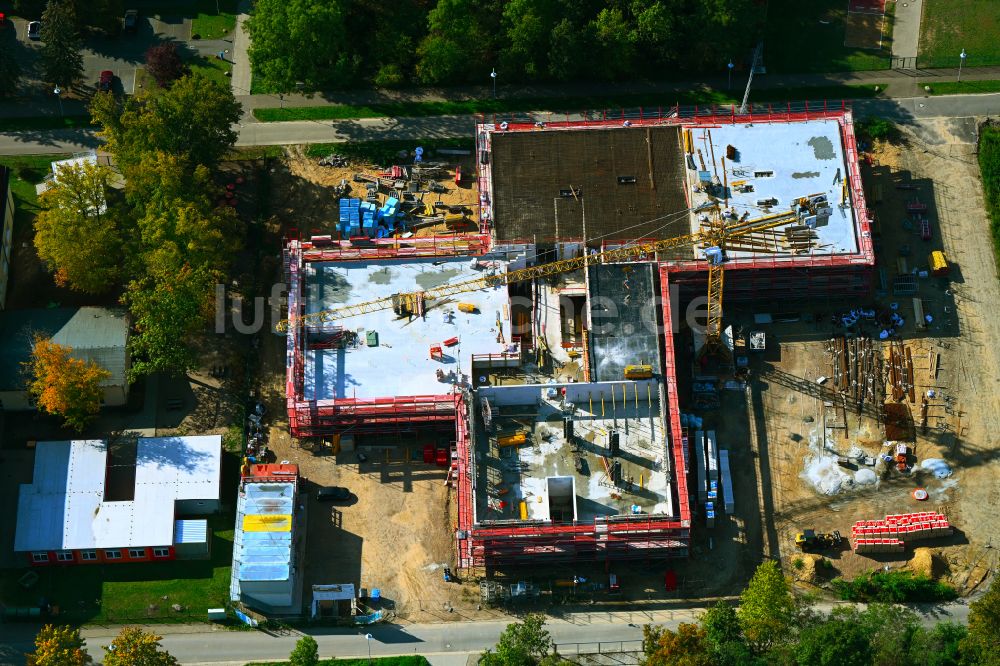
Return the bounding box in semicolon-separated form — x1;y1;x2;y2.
478;379;658;407
240;579;294;609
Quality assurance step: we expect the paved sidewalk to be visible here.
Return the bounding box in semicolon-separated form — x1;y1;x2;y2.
3;65;1000;124
230;0;252;96
891;0;924;61
235;65;1000;120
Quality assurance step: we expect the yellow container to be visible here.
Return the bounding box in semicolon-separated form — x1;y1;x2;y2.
243;514;292;532
458;302;478;313
928;250;949;276
498;432;527;447
624;364;653;379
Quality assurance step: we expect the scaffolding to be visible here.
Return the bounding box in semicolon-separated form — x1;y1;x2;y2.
285;238;485;438
454;272;691;571
287;107;874;568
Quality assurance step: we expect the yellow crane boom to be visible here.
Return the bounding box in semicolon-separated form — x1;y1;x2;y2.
276;209;800;337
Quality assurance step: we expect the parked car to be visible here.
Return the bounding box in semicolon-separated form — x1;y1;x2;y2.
27;21;41;40
98;70;114;93
123;9;138;33
316;486;352;502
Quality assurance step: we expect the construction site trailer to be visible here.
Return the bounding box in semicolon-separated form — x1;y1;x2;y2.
706;430;719;482
694;430;707;502
720;449;734;514
929;251;949;277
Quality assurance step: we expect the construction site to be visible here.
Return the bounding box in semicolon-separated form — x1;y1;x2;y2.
262;104;1000;615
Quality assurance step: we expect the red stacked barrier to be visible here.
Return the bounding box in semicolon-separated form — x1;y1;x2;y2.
851;512;952;554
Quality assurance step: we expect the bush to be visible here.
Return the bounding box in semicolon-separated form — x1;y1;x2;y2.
858;117;901;143
979;124;1000;272
373;64;405;88
792;557;805;570
831;570;957;603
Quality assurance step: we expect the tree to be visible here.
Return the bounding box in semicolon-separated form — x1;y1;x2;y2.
795;617;871;666
88;0;125;35
244;0;353;92
415;0;494;85
481;614;553;665
852;603;921;666
144;42;189;88
700;601;753;665
103;627;178;666
547;18;589;81
501;0;557;80
123;152;241;272
25;336;111;432
910;622;966;666
643;623;713;666
34;161;128;293
40;0;84;87
0;38;23;98
14;0;47;20
124;263;217;379
960;577;1000;664
588;8;636;80
289;636;319;666
27;624;92;666
92;72;241;171
737;560;795;654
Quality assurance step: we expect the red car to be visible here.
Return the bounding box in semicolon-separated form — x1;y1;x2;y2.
98;70;114;93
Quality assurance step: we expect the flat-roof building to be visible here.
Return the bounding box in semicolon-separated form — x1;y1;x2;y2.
0;307;130;410
283;105;873;569
231;464;301;614
14;435;222;566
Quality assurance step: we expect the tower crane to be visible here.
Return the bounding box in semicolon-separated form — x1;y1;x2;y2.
276;208;806;351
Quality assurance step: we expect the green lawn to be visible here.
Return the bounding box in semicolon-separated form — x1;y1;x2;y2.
0;514;235;624
928;80;1000;95
254;84;887;123
0;154;69;235
0;116;94;132
762;0;892;73
189;55;234;88
919;0;1000;68
191;0;239;40
0;155;64;205
140;0;238;39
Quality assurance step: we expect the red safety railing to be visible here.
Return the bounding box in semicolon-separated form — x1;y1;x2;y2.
299;234;491;262
659;267;691;527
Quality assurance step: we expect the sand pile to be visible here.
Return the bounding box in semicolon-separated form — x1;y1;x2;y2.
908;547;946;579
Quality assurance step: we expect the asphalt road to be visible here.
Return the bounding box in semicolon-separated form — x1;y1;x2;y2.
1;93;998;157
0;600;970;665
97;600;972;665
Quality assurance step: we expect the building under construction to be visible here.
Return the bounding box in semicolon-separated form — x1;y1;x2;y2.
283;103;874;569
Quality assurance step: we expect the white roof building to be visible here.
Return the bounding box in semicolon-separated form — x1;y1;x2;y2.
14;435;222;552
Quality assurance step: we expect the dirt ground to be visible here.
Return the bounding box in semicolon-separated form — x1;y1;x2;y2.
755;118;1000;593
270;147;480;239
844;12;886;50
